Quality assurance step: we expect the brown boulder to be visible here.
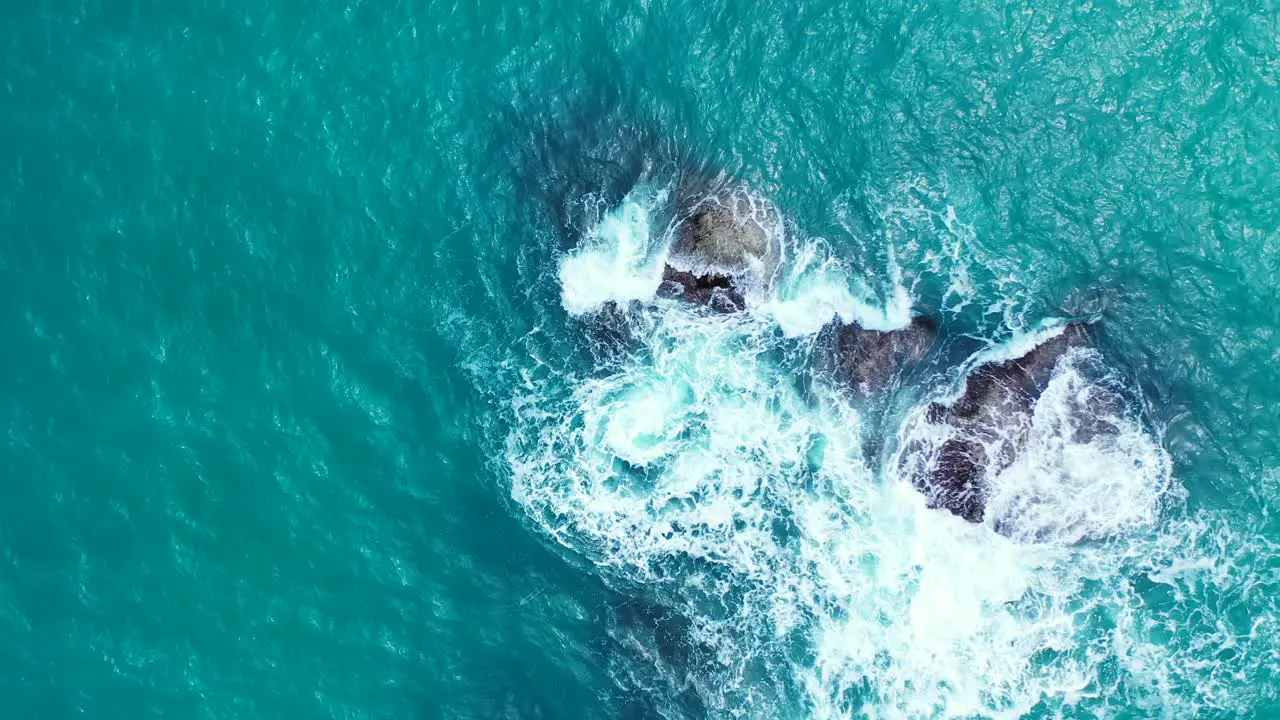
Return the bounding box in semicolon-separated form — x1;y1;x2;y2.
817;316;938;396
661;183;783;311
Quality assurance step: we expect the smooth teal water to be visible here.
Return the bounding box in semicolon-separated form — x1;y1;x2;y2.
2;0;1278;717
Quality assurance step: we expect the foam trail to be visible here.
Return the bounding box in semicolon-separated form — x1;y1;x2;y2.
503;192;1276;718
863;177;1039;333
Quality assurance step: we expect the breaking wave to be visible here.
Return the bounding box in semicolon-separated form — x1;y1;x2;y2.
503;185;1278;718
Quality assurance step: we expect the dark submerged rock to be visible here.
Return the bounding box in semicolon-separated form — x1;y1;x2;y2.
579;301;649;364
818;316;939;396
913;323;1095;522
605;601;709;720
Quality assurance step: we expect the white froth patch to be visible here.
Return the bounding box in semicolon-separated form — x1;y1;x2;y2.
984;357;1173;544
509;295;1189;717
601;380;692;467
516;185;1221;717
558;189;668;315
509;309;805;560
761;240;914;337
796;470;1100;720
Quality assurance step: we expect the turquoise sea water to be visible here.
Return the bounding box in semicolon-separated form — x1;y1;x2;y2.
2;0;1279;717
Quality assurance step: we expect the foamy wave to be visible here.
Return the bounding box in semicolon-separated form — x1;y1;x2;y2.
983;353;1174;544
760;240;914;337
507;323;1179;716
501;191;1270;718
558;186;670;315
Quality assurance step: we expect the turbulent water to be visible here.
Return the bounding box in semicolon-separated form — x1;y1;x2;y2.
2;0;1278;718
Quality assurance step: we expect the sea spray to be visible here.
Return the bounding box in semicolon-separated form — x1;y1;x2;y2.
761;239;914;338
504;191;1279;718
559;185;671;315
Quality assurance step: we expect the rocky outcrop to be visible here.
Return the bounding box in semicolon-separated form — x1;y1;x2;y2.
657;266;745;313
910;323;1095;522
659;182;782;311
816;316;938;396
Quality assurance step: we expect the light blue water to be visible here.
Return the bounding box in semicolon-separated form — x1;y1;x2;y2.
2;0;1278;717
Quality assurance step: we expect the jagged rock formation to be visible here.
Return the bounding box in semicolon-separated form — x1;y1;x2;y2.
908;323;1095;522
816;316;938;396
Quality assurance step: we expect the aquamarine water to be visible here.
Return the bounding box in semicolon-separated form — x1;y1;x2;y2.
2;0;1278;717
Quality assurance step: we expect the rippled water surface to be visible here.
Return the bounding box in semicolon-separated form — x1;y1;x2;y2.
2;0;1278;717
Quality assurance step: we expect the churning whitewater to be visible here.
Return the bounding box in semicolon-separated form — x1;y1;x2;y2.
504;178;1260;718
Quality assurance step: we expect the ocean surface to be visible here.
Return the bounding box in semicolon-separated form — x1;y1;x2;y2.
2;0;1278;717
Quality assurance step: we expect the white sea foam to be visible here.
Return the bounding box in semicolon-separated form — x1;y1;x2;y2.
558;186;670;315
559;181;916;333
505;192;1272;718
759;240;914;337
983;354;1174;544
